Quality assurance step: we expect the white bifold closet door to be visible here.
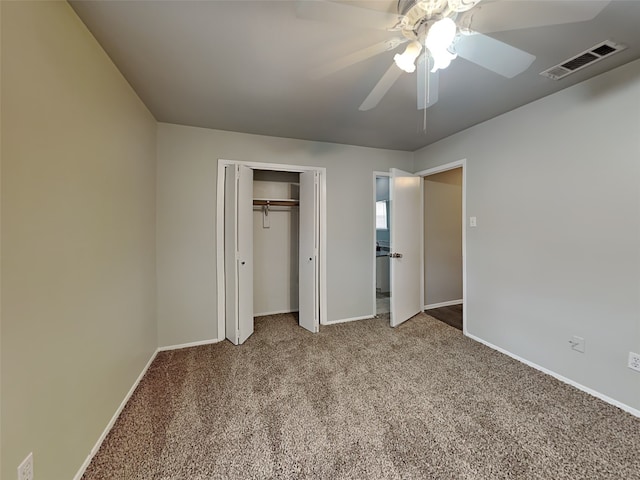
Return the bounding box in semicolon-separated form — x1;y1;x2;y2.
389;168;422;327
225;165;319;345
298;170;319;333
225;164;254;345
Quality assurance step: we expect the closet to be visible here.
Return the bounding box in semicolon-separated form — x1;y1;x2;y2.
223;164;319;345
252;170;300;317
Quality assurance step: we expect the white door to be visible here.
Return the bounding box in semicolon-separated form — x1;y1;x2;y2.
298;170;319;333
389;168;422;327
224;164;254;344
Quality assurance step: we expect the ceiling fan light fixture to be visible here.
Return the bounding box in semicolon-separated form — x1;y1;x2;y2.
393;41;423;73
426;17;458;72
447;0;483;13
415;0;449;16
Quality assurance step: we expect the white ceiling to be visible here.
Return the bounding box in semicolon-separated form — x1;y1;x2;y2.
70;0;640;151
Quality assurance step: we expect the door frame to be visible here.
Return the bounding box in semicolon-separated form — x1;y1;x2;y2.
372;171;390;316
415;159;467;335
216;159;327;340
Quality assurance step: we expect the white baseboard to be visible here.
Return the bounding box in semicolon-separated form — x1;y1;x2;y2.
324;314;375;325
254;309;297;317
424;299;463;310
466;333;640;418
73;349;158;480
157;338;222;352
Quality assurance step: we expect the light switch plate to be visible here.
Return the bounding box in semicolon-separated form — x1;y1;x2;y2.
628;352;640;372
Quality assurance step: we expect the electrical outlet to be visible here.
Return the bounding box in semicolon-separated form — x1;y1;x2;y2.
18;452;34;480
569;335;585;353
629;352;640;372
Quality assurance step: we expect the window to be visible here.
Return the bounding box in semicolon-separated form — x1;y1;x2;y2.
376;201;388;230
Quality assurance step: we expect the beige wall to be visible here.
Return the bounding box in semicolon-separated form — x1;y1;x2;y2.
156;123;413;347
1;2;157;478
423;168;462;306
414;59;640;412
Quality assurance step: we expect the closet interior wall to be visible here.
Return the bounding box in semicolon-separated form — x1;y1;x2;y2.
253;170;300;316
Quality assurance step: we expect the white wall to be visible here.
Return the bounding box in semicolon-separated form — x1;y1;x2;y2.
424;168;463;306
414;59;640;411
156;123;413;346
1;2;157;479
253;171;299;315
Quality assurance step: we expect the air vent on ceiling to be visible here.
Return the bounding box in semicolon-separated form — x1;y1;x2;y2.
540;40;627;80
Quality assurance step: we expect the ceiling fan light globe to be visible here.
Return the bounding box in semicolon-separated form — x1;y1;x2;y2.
394;53;416;73
425;17;458;72
429;51;457;72
393;41;422;73
426;17;457;52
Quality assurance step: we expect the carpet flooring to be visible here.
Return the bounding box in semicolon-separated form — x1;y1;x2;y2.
83;313;640;479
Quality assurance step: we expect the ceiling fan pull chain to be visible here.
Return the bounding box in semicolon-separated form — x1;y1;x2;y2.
423;52;429;132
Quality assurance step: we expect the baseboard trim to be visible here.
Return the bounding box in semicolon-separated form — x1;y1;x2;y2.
424;299;463;310
73;349;158;480
324;314;375;325
254;309;297;317
157;338;222;352
466;333;640;418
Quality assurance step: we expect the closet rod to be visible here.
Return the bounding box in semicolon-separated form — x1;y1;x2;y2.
252;199;299;207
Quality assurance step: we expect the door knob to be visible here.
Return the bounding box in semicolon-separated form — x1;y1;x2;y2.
389;253;403;258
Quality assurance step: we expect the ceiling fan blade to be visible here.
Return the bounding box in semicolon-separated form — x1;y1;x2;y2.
454;32;536;78
417;53;439;110
296;0;400;31
312;37;406;78
359;63;403;111
459;0;611;34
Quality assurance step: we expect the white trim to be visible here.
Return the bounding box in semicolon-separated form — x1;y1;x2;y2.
74;349;158;480
216;162;226;340
424;299;463;310
419;175;425;313
461;163;467;336
415;159;467;335
467;333;640;418
254;309;297;317
324;314;375;325
216;159;328;335
319;168;328;327
157;338;222;352
414;159;465;177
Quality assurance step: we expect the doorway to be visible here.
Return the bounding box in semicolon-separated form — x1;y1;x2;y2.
416;160;466;333
373;173;391;316
216;160;327;344
388;168;423;327
373;162;466;331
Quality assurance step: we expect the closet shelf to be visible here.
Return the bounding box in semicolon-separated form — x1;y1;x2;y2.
253;198;299;207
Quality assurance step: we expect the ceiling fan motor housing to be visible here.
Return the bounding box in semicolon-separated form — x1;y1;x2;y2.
397;0;482;41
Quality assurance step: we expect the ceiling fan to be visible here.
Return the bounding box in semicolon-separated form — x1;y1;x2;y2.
297;0;611;111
